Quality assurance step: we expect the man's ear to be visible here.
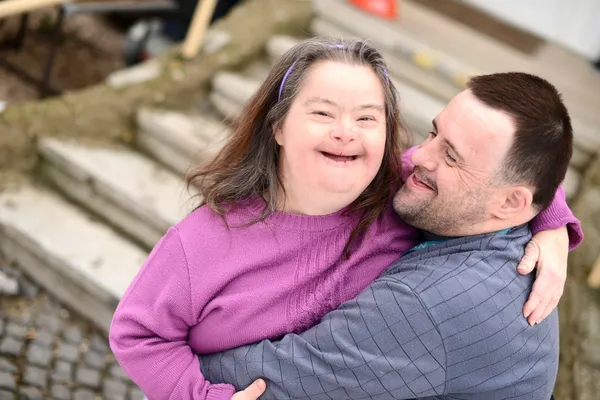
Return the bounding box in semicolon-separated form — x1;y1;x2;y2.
492;186;534;220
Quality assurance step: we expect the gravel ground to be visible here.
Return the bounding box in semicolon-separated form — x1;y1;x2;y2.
0;257;143;400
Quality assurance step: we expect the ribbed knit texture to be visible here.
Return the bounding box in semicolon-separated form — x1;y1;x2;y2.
109;150;582;400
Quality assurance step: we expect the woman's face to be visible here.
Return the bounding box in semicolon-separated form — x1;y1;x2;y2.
276;60;387;215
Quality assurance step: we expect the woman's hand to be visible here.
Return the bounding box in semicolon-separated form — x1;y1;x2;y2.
232;379;266;400
517;227;569;326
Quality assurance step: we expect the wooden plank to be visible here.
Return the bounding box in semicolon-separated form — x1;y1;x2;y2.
0;0;72;18
181;0;218;59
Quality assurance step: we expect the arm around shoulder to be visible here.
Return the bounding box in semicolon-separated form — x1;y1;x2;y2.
201;277;447;399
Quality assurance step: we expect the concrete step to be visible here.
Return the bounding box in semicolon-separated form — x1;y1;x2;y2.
212;71;260;108
136;108;231;175
266;35;301;64
241;60;272;81
210;91;243;119
571;145;592;171
396;0;600;130
309;20;460;102
0;185;147;334
565;167;581;201
38;138;193;249
312;0;478;88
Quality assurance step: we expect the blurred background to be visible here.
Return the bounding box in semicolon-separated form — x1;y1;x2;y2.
0;0;598;398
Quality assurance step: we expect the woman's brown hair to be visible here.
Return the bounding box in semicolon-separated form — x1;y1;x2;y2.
187;37;409;255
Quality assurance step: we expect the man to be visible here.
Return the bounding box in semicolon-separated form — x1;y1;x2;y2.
199;72;574;399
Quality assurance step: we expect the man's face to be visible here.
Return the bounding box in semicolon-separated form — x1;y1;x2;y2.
393;90;516;236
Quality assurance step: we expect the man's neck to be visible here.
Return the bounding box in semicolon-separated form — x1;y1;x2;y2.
431;217;531;238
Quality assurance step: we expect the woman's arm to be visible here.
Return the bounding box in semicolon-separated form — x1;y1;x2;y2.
109;227;235;400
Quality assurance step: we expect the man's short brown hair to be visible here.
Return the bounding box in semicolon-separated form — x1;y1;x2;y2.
468;72;573;210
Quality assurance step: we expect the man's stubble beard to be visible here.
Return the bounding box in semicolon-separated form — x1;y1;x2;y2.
393;184;488;236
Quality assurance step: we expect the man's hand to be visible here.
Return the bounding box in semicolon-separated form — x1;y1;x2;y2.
232;379;266;400
517;226;568;326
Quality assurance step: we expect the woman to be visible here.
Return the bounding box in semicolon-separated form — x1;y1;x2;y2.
109;37;580;400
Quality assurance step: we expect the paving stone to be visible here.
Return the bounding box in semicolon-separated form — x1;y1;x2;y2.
108;364;130;381
89;334;109;354
19;279;39;299
0;390;14;400
0;270;19;296
8;315;31;326
0;337;23;357
103;379;127;400
129;386;145;400
57;343;79;363
40;298;63;318
51;361;73;384
83;350;106;370
34;315;62;334
76;367;101;389
62;327;83;345
5;324;27;340
72;388;95;400
50;384;71;400
31;331;53;348
0;358;17;373
26;345;52;368
18;387;43;399
0;371;15;391
22;366;47;389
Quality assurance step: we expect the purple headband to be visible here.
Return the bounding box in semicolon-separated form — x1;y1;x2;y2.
277;44;390;101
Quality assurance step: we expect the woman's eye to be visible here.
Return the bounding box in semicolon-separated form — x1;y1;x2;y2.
312;111;331;117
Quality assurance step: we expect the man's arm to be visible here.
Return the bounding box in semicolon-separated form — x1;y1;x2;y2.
201;278;447;399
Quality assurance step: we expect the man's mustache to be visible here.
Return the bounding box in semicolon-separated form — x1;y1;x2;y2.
414;167;438;192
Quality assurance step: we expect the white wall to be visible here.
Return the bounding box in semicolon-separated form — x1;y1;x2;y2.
462;0;600;60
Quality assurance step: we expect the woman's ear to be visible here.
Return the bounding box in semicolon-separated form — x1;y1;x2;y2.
274;124;283;146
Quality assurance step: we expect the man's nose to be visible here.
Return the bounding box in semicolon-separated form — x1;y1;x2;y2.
411;140;437;171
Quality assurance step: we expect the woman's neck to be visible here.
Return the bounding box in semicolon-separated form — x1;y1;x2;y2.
277;187;354;216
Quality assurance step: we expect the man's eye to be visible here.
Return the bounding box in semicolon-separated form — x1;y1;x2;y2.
446;151;456;163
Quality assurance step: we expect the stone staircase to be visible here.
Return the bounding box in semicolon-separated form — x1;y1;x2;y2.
1;0;596;335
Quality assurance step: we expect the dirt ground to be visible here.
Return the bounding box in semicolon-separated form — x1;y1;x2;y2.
0;8;128;102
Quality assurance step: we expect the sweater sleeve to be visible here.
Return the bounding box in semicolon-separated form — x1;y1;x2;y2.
109;227;235;400
401;146;583;250
200;278;447;399
530;185;583;250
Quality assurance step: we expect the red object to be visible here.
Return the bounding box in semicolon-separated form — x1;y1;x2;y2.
350;0;398;20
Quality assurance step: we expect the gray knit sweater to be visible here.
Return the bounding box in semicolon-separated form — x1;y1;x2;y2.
201;224;558;399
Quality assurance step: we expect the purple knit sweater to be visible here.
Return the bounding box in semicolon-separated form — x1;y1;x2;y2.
109;151;582;400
